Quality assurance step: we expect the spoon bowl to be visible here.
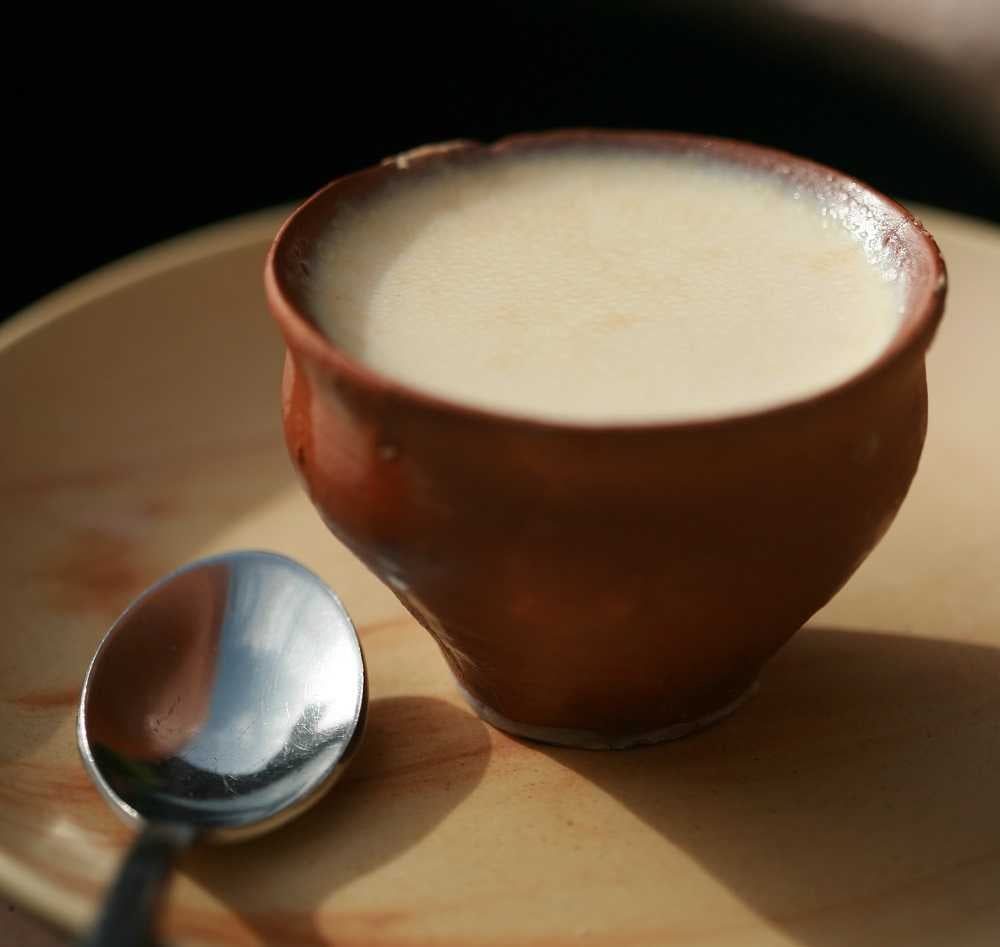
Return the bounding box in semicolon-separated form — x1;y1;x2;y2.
77;550;366;943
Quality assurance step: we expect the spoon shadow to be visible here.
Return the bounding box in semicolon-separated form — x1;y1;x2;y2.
177;695;492;946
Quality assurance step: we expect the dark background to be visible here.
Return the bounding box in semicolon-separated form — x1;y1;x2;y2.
6;1;1000;321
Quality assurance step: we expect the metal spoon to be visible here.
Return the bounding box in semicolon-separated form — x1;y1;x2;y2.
77;550;366;947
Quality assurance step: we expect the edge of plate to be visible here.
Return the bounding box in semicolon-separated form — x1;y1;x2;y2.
0;204;294;352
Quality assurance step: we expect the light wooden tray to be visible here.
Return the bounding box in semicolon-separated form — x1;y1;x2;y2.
2;206;999;947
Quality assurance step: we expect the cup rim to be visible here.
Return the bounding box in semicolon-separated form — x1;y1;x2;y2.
265;129;947;433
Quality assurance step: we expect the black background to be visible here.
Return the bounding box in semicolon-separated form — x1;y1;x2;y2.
6;2;998;321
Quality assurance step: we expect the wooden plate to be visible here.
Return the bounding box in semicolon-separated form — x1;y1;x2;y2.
2;206;999;947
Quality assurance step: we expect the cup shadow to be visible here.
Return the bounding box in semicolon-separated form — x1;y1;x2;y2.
177;695;491;946
536;625;1000;946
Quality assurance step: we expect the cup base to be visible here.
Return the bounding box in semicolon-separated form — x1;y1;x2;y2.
455;681;758;750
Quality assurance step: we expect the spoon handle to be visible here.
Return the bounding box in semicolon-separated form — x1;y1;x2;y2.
83;822;194;947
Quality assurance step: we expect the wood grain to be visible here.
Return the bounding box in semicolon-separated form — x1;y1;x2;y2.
1;206;999;946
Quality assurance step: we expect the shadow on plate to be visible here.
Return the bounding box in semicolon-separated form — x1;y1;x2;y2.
533;625;1000;946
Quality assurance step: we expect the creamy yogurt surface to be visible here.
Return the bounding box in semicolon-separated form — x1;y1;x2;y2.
307;148;902;422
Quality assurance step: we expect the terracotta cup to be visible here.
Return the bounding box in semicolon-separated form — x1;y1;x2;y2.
265;131;946;748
